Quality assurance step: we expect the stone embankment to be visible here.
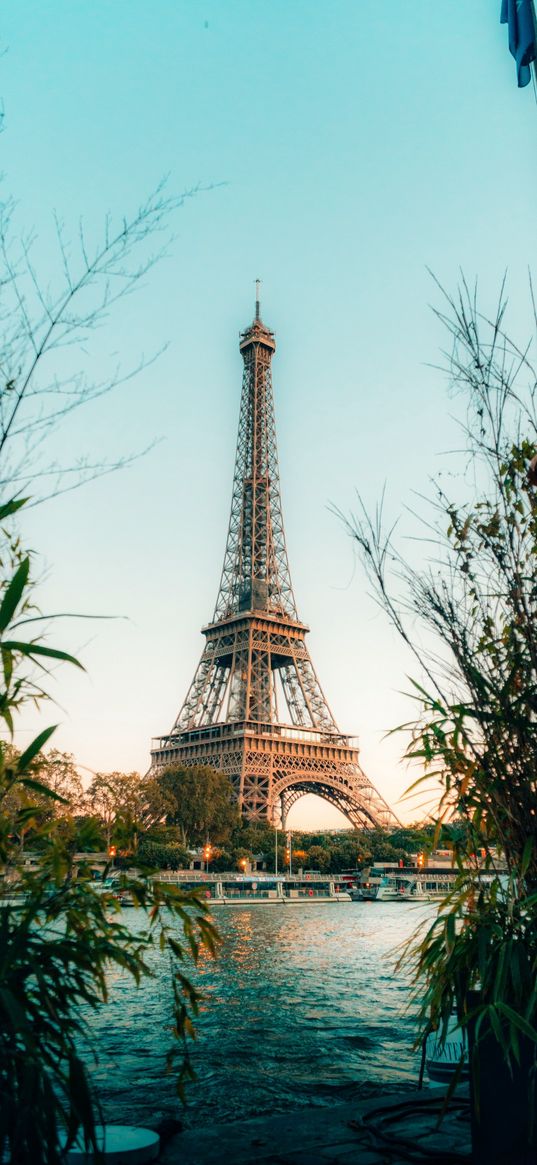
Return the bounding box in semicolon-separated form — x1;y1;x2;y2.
160;1087;470;1164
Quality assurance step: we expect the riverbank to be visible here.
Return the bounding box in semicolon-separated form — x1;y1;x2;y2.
160;1086;471;1163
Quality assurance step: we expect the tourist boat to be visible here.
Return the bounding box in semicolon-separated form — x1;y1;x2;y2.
281;879;351;904
219;877;281;904
89;876;119;894
354;863;458;902
356;871;417;901
354;862;502;903
152;872;351;905
212;877;351;905
86;876;138;907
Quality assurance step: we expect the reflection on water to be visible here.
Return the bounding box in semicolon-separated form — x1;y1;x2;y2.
86;902;433;1128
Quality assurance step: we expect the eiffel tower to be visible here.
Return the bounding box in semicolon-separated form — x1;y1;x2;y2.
150;288;398;829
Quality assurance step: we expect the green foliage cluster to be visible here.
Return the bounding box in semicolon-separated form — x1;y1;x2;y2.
144;764;239;848
405;877;537;1066
204;822;433;874
351;277;537;1087
0;504;220;1165
137;837;191;870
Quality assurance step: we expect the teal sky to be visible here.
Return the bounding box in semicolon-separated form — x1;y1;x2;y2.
3;1;536;827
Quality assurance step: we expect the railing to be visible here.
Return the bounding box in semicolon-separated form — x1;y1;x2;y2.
223;888;281;900
152;870;341;884
152;721;353;750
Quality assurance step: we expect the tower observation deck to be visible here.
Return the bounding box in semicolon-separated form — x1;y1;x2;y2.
150;291;398;829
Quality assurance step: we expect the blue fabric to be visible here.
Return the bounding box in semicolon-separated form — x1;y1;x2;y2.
501;0;537;87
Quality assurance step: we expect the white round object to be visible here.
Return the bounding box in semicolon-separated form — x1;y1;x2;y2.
64;1124;159;1164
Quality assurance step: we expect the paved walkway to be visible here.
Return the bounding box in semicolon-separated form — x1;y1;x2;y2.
160;1088;471;1164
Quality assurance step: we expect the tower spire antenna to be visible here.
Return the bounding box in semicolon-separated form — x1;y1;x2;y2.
255;278;261;321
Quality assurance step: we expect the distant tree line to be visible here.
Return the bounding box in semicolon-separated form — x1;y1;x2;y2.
5;755;441;872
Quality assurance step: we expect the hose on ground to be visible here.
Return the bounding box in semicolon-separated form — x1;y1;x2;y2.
348;1093;471;1164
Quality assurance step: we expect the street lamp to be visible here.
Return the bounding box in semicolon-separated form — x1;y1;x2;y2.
203;843;212;873
287;830;292;876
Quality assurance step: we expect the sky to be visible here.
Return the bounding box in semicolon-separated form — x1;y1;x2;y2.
1;1;536;828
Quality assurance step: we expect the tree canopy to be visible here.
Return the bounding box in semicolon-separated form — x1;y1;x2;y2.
147;764;239;847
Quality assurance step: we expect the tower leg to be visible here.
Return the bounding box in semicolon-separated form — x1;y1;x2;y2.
280;791;287;831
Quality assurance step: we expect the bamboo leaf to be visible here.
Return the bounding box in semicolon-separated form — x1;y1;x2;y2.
2;641;84;669
521;838;533;878
0;497;29;521
0;558;30;633
496;1002;537;1043
18;778;67;803
488;1005;505;1049
17;725;57;771
66;1055;97;1150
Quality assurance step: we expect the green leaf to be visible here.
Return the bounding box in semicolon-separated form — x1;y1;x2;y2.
13;805;42;825
0;986;32;1035
0;558;30;633
18;778;67;803
66;1054;97;1150
488;1005;505;1049
2;641;84;669
521;838;533;878
17;725;57;771
0;497;29;521
496;1002;537;1043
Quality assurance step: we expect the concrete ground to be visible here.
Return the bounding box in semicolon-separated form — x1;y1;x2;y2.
159;1088;471;1164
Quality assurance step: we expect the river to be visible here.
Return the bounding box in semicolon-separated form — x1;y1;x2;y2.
85;901;434;1129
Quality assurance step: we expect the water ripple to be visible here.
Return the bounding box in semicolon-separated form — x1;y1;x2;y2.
84;901;432;1128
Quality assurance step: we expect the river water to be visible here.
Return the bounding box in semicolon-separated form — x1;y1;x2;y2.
86;901;434;1129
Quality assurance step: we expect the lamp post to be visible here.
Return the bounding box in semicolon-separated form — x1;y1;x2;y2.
203;843;212;874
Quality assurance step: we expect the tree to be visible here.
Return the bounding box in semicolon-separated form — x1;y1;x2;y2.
86;771;145;852
137;837;191;870
387;826;429;853
149;765;239;847
1;747;86;853
305;844;332;872
0;182;201;504
35;750;85;817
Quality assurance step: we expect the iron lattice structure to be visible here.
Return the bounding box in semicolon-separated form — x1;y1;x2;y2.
150;294;398;829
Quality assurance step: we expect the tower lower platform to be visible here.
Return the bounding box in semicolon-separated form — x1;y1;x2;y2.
150;720;396;828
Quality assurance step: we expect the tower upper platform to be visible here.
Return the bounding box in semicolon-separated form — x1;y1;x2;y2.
239;287;276;353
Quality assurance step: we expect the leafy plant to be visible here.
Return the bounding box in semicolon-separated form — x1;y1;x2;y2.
347;277;537;1077
404;874;537;1061
0;500;220;1165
